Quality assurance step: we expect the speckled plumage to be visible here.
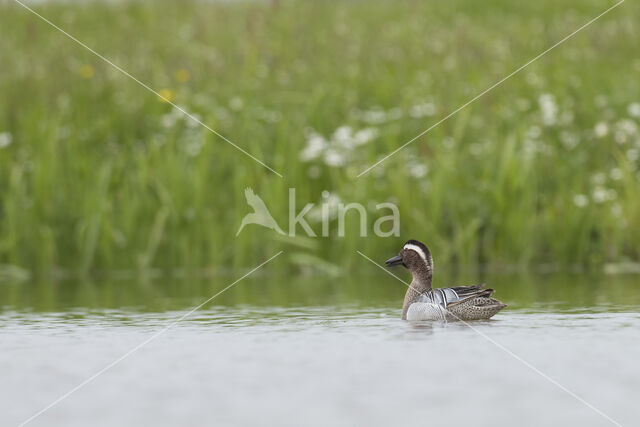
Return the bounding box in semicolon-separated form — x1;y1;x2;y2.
386;240;506;321
446;290;507;321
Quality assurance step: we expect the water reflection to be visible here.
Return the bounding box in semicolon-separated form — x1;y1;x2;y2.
2;271;640;314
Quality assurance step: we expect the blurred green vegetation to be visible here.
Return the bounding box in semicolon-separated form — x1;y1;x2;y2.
0;0;639;277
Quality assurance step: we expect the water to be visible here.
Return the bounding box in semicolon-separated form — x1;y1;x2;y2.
2;272;640;427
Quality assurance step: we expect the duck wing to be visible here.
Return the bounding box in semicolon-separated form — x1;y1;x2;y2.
418;285;496;308
416;285;505;320
445;284;496;307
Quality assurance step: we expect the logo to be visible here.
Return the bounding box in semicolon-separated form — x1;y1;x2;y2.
236;188;285;236
236;188;399;237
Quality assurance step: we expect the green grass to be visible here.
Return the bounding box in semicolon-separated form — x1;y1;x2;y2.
0;0;639;277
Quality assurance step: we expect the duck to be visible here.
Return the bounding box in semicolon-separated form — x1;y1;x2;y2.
385;239;506;321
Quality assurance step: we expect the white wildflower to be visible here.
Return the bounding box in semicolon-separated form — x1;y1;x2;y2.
616;119;637;136
333;126;354;149
161;107;184;128
0;132;13;148
594;122;608;138
300;125;378;166
357;107;402;124
573;194;588;208
359;108;386;124
627;148;639;162
186;113;201;128
592;187;616;204
538;93;557;126
614;131;627;144
627;102;640;118
333;125;352;141
324;148;347;167
299;134;328;161
409;102;436;118
353;128;378;146
609;168;623;181
592;187;607;204
408;163;428;178
333;125;378;149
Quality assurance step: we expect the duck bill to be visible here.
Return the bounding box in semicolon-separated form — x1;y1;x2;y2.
385;254;403;267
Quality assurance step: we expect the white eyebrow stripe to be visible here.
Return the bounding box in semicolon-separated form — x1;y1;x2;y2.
403;244;427;261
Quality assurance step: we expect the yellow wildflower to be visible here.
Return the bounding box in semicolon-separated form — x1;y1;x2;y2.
157;89;175;103
175;68;190;83
80;64;94;79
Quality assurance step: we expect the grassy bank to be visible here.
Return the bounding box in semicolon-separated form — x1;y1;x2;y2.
0;0;639;276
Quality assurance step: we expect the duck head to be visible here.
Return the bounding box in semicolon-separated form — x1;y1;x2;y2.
385;239;434;289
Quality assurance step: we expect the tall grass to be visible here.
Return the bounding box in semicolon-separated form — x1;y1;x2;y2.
0;0;639;276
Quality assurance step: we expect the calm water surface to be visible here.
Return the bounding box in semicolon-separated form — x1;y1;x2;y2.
1;272;639;427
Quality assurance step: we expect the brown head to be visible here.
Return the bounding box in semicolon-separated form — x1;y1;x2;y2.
385;239;435;319
385;239;434;290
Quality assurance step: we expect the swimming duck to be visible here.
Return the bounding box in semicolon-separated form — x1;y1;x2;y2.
385;240;506;321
